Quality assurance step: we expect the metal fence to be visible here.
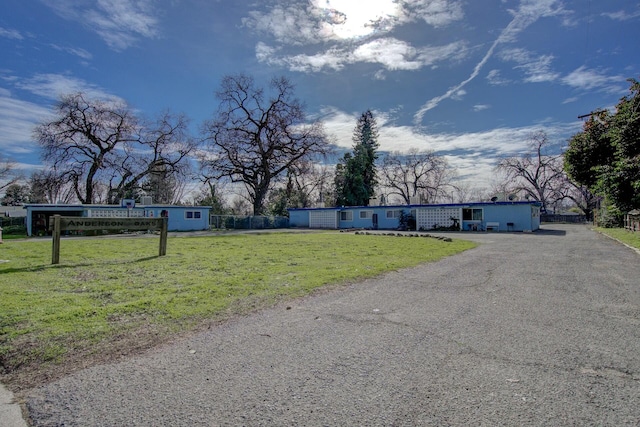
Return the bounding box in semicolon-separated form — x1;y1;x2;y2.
1;216;27;234
1;216;26;226
210;215;289;230
541;214;588;223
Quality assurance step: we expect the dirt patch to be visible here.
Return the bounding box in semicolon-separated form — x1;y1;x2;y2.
1;321;180;394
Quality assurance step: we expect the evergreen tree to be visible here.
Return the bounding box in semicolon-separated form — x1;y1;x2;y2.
334;110;379;206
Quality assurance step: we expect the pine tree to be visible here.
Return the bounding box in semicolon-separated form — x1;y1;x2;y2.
334;110;379;206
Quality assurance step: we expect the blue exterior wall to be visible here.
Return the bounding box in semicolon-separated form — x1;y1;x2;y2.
288;209;311;227
24;204;211;236
467;202;540;231
142;206;210;232
289;202;541;232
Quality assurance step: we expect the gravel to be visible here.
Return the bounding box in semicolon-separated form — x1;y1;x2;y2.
25;224;640;426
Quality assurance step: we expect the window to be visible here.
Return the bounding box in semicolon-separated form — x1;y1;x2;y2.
340;211;353;221
462;208;483;221
185;211;202;219
359;210;373;219
386;210;401;219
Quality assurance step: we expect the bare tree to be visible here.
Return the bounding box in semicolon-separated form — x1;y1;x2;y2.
29;169;76;204
0;155;19;192
450;182;490;203
35;93;137;204
200;74;331;215
496;131;566;212
554;173;599;220
379;148;454;204
35;93;195;204
106;112;196;204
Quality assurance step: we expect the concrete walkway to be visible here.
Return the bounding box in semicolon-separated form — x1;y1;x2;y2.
16;225;640;425
0;383;27;427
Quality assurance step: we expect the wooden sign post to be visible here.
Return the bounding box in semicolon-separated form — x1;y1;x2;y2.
51;215;168;264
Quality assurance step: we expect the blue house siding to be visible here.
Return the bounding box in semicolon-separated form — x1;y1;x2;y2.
289;202;541;232
24;204;211;236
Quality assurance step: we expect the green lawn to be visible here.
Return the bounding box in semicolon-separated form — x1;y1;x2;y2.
0;231;476;389
595;227;640;250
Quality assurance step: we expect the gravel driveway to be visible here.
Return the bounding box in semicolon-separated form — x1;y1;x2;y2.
25;224;640;426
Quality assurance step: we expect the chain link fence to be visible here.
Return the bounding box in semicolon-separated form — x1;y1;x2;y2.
210;215;289;230
1;216;27;235
541;214;588;223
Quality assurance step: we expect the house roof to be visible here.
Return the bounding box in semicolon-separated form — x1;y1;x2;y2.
288;201;542;212
23;204;212;210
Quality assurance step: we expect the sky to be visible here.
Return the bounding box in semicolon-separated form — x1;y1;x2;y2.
1;0;639;194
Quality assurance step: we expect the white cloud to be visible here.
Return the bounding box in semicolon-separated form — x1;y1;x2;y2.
561;66;625;93
602;8;640;21
0;95;52;155
15;73;122;102
473;104;491;111
245;0;464;46
259;38;468;73
486;69;510;85
312;0;402;39
353;38;423;70
246;0;467;73
321;106;580;187
499;48;560;83
43;0;160;51
0;27;24;40
401;0;464;28
50;44;93;61
0;74;124;158
243;4;330;46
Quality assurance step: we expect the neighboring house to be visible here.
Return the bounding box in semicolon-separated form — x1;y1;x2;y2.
2;206;27;217
24;201;211;236
288;201;542;232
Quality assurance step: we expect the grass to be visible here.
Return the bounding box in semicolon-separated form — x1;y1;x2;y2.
0;231;476;390
1;234;27;240
595;227;640;250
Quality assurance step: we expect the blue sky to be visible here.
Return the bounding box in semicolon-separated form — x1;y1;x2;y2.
2;0;639;191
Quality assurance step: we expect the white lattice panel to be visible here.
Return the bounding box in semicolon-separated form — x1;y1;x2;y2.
416;208;460;230
88;209;144;218
309;210;337;229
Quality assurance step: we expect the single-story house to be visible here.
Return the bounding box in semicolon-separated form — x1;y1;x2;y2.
288;201;542;232
24;201;211;236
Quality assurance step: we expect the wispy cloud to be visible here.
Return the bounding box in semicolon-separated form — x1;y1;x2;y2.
257;39;468;73
486;69;511;86
0;73;124;157
473;104;491;112
413;0;569;123
602;8;640;21
0;94;52;156
499;48;560;83
0;27;24;40
13;73;123;103
43;0;160;51
50;44;93;61
561;66;625;93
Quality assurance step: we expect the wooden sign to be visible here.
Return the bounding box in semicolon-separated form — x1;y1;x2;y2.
51;215;168;264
